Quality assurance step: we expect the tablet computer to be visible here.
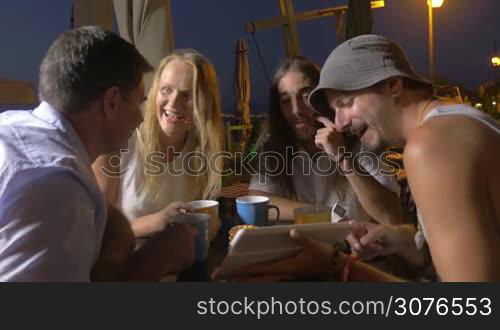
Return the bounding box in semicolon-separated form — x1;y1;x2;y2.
216;222;353;278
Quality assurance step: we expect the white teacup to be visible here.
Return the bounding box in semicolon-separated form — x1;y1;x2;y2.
186;200;220;241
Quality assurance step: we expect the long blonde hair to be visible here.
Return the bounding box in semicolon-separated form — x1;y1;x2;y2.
140;49;224;200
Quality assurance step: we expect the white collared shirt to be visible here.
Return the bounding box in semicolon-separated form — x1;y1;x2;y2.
0;102;107;281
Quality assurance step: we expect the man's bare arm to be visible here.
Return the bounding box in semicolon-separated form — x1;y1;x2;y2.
342;158;403;225
404;119;500;281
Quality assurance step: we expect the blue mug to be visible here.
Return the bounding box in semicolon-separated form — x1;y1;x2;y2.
236;196;280;226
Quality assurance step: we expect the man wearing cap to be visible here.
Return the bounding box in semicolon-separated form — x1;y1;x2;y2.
235;35;500;282
247;57;402;226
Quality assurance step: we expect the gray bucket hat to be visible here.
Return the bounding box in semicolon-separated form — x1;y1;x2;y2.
309;34;432;114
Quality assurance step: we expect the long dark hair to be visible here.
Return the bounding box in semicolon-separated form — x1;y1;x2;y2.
261;56;321;199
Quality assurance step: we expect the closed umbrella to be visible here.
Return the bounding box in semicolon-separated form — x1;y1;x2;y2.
235;38;252;153
114;0;176;92
346;0;374;40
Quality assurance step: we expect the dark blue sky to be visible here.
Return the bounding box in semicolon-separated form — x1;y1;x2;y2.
1;0;499;113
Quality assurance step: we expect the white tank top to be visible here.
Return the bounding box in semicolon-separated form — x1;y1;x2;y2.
118;129;198;222
423;104;500;134
415;104;500;249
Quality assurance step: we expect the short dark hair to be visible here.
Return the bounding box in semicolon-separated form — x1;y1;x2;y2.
39;26;153;114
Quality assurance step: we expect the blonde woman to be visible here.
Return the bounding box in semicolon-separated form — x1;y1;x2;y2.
93;49;224;242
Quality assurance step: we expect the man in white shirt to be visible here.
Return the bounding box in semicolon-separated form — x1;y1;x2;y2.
0;26;195;281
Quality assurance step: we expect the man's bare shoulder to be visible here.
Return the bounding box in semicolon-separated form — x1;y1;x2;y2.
404;115;491;167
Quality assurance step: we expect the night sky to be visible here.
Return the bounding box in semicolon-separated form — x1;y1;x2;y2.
1;0;499;113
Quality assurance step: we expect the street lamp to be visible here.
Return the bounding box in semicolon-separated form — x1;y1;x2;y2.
493;41;500;68
427;0;444;81
492;56;500;68
429;0;444;8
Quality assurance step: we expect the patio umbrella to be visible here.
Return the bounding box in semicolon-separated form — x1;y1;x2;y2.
346;0;373;40
72;0;175;92
234;38;252;152
72;0;113;31
114;0;176;92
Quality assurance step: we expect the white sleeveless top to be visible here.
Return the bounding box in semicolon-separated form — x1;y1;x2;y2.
415;104;500;248
118;129;199;222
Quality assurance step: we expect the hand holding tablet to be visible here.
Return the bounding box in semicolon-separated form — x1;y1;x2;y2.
216;222;352;278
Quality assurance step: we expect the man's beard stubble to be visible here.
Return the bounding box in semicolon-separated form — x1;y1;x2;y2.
294;125;316;145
